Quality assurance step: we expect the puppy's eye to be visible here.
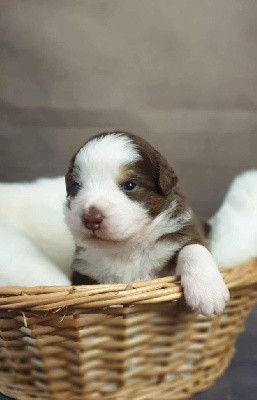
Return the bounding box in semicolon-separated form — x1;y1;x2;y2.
122;181;137;191
72;180;81;189
69;179;81;196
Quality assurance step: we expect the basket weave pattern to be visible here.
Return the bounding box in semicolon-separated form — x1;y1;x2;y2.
0;259;257;400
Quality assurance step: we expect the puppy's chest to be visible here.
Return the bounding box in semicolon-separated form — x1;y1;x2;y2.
74;240;181;284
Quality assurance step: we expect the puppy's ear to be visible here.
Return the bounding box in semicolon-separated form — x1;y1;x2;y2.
156;154;178;195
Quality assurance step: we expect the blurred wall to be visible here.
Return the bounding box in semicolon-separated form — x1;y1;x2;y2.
1;0;257;217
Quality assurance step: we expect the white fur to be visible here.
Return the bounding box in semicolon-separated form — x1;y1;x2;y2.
176;244;230;316
66;134;152;243
74;208;192;284
0;177;75;286
210;170;257;267
75;240;181;284
76;134;141;178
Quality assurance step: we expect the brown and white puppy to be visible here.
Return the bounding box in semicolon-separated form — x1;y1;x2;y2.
65;132;229;316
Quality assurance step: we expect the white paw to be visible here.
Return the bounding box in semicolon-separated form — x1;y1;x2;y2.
176;244;230;317
181;271;230;316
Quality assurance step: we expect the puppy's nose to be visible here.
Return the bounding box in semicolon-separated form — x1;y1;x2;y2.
82;206;104;231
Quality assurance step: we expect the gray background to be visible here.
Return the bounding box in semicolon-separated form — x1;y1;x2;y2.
0;1;256;399
1;1;257;218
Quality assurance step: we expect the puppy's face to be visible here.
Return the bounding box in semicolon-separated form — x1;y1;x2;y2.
65;132;177;247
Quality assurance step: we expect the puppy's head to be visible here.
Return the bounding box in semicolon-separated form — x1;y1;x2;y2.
65;132;178;247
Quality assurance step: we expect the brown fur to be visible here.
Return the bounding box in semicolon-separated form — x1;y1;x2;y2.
72;271;98;285
117;132;178;217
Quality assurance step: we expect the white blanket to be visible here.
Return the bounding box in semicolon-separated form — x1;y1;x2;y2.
210;170;257;267
0;171;256;286
0;177;74;286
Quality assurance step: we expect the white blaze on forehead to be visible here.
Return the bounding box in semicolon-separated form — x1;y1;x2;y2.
75;134;141;180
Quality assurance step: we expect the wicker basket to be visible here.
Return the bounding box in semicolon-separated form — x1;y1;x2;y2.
0;259;256;400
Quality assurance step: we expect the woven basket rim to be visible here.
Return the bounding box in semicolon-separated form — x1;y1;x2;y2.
0;258;256;312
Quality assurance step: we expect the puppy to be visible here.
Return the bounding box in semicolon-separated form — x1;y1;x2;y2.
65;132;229;316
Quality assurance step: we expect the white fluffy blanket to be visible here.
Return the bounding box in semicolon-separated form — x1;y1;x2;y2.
0;171;256;286
210;170;257;267
0;177;74;285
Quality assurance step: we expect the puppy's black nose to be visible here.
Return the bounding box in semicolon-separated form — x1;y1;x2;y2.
82;206;104;231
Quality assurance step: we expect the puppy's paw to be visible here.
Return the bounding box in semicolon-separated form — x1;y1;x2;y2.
181;271;230;316
176;244;230;317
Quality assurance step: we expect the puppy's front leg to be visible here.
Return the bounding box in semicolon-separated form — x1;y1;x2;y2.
176;244;230;316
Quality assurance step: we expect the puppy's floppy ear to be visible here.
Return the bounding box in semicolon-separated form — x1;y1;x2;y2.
155;154;178;195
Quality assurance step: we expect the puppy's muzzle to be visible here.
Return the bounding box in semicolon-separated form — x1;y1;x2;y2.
82;206;104;231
